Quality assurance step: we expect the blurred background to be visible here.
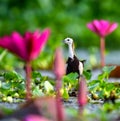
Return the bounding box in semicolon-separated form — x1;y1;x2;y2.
0;0;120;70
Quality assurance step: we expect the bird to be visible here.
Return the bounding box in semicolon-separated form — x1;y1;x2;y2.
64;37;85;79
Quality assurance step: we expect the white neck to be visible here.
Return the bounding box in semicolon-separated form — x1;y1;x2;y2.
68;44;74;59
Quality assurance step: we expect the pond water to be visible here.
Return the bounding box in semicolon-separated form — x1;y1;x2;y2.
75;49;120;65
0;102;19;110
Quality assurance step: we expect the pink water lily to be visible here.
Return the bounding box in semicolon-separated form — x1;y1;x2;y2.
87;20;118;37
0;29;50;62
0;29;50;100
87;20;118;67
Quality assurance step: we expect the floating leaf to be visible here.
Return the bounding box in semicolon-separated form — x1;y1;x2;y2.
3;71;23;81
88;82;99;91
103;66;116;74
83;70;92;80
1;82;11;90
44;81;54;93
105;83;115;92
62;88;69;100
32;71;42;79
63;73;78;84
33;86;44;97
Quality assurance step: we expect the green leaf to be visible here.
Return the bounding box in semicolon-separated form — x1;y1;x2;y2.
105;83;115;91
44;81;54;93
17;83;25;90
0;50;7;62
63;73;78;84
1;82;11;90
88;80;100;91
88;83;99;91
97;90;105;99
97;66;116;80
62;88;69;100
102;66;116;74
33;86;44;97
89;80;100;85
83;70;92;80
32;71;42;79
3;71;23;81
98;73;106;80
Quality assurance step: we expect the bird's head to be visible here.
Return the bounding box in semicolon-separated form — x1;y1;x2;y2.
64;37;73;46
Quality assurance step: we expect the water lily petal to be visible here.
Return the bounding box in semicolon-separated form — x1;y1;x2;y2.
0;35;22;56
33;30;41;39
100;20;110;28
99;20;110;36
93;20;101;32
107;23;118;35
87;22;98;33
0;36;11;49
29;29;50;60
11;32;28;60
24;32;32;40
37;29;50;52
87;20;102;36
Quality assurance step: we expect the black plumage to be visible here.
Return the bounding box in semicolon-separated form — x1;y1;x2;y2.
66;55;79;75
66;55;85;78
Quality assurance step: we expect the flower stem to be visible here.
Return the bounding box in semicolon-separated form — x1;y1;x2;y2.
56;79;64;121
100;37;105;67
25;61;32;100
78;77;87;115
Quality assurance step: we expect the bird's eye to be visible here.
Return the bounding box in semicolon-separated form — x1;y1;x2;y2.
67;39;70;41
